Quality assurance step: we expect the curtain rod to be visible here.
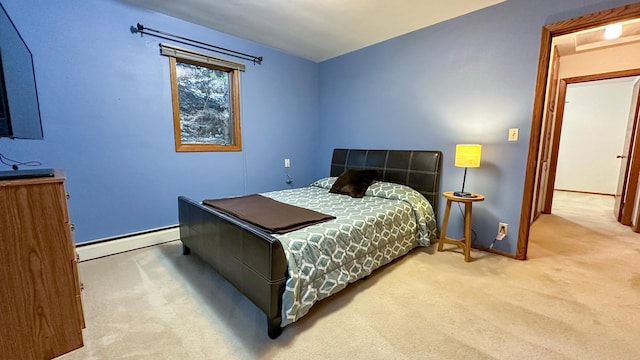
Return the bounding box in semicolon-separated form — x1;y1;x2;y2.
133;23;263;65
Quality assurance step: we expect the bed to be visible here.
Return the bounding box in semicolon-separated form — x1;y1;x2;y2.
177;149;442;338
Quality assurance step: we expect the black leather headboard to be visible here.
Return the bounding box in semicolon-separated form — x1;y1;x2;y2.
330;149;442;215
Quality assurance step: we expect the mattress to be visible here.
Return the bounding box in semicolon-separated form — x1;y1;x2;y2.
261;177;437;326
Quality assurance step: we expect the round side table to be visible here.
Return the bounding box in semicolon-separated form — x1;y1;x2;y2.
437;191;485;262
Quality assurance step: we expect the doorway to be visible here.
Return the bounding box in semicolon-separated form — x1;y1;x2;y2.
554;76;640;208
517;3;640;260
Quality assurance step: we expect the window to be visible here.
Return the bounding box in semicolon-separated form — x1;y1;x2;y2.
164;44;243;152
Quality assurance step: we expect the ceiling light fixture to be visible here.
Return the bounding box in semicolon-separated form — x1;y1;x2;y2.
604;23;623;40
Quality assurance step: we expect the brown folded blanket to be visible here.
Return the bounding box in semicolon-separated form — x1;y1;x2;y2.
203;194;335;234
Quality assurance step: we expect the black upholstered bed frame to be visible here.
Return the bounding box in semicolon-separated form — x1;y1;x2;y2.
177;149;442;339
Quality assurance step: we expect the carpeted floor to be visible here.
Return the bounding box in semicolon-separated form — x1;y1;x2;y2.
58;191;640;359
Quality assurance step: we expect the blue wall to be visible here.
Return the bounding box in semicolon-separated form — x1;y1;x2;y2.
2;0;636;254
0;0;319;242
318;0;637;254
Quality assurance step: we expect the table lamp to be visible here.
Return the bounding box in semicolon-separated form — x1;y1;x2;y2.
454;144;481;198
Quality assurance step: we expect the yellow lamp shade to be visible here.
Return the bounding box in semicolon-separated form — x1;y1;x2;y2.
455;144;482;168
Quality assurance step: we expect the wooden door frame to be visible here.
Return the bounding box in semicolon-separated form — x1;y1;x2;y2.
542;70;640;215
541;78;567;214
620;80;640;225
532;46;560;221
517;3;640;260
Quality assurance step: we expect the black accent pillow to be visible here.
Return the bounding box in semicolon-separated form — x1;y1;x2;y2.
329;169;378;198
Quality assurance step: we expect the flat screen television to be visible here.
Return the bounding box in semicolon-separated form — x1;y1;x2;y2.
0;2;43;140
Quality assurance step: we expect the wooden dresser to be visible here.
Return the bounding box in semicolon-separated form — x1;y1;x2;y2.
0;171;84;359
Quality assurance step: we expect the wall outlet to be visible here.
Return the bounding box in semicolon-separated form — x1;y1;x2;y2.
498;222;508;236
284;158;290;168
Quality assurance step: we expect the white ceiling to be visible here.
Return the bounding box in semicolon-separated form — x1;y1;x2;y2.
116;0;506;62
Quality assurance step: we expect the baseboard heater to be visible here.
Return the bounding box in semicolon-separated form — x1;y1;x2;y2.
75;225;180;262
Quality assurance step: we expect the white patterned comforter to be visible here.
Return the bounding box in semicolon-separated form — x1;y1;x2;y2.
261;177;437;326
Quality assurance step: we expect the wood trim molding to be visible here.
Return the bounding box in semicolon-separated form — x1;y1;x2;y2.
621;84;640;225
542;79;568;214
518;26;551;260
564;68;640;83
517;2;640;260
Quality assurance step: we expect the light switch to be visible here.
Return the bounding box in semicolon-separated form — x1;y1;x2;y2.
508;128;519;142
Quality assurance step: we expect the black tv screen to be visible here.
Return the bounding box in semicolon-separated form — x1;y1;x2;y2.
0;52;10;135
0;3;43;140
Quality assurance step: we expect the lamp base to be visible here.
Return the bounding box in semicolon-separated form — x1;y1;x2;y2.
453;191;477;198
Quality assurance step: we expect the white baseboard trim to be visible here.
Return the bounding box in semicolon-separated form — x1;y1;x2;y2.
76;226;180;262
